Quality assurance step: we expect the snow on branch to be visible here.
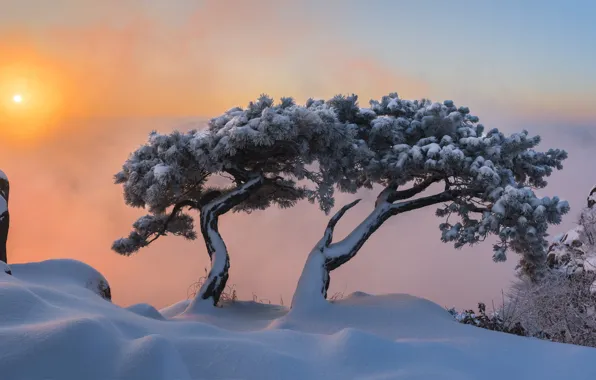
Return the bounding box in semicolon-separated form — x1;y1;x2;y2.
322;199;361;247
386;176;443;203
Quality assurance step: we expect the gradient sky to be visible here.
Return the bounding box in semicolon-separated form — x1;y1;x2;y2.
0;0;594;309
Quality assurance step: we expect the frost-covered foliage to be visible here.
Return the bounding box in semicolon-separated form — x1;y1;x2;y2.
579;206;596;249
113;210;197;255
448;302;527;337
113;95;357;254
588;185;596;209
546;186;596;292
115;93;569;285
323;93;568;278
507;271;596;347
471;186;596;348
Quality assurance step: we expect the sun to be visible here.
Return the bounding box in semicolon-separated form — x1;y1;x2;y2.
1;60;68;143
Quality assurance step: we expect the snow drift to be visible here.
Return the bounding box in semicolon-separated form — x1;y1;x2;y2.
1;260;596;380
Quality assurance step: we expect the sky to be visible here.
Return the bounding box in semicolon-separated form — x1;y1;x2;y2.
0;0;595;309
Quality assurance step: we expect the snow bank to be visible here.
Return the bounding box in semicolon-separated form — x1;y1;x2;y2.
126;303;166;320
9;259;111;301
2;262;596;379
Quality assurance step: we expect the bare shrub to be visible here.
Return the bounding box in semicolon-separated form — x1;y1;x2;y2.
579;207;596;249
507;271;596;347
448;292;527;337
187;268;237;307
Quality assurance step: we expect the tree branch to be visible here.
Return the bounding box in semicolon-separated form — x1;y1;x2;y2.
386;176;442;203
322;199;361;247
146;199;198;244
225;166;250;182
206;175;265;216
390;188;482;215
375;184;397;207
467;204;491;213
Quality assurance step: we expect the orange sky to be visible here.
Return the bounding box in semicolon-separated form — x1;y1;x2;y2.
1;0;595;309
0;1;430;123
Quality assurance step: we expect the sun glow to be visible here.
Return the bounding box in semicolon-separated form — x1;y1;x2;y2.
1;61;67;142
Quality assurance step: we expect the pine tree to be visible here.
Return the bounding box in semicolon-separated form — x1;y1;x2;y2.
291;93;569;309
114;95;357;308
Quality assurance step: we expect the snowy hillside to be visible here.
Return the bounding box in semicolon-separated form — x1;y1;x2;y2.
1;260;596;379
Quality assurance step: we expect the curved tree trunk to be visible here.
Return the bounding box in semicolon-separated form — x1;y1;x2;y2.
192;207;231;307
0;172;9;264
186;175;264;311
291;184;460;310
0;212;9;264
291;200;392;310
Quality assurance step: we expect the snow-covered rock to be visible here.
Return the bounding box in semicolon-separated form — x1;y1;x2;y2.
9;259;112;301
2;263;596;379
0;261;10;275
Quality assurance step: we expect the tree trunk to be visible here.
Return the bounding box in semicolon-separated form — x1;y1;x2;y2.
185;175;264;312
190;207;231;308
290;239;332;310
291;200;392;310
0;212;9;264
0;172;9;264
291;185;458;310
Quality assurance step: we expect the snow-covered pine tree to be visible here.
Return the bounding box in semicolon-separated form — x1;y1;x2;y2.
113;95;358;309
291;93;569;309
0;170;9;264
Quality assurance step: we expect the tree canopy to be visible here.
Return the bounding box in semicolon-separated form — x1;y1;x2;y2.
113;92;569;308
328;93;568;275
113;95;358;255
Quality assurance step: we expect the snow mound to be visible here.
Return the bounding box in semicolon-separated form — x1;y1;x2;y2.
158;299;190;319
2;263;596;379
9;259;112;301
268;293;455;340
126;303;165;320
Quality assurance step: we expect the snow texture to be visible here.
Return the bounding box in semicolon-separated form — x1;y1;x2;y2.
8;259;111;300
2;260;596;379
126;303;166;320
